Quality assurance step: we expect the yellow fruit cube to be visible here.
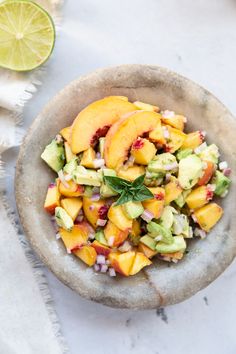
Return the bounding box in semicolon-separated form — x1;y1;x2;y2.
64;142;76;163
59;180;84;197
80;147;96;168
138;243;157;259
181;131;204;150
131;138;156;165
142;187;165;219
129;252;152;275
104;220;129;247
82;197;107;229
133;101;160;112
165;126;186;153
108;251;136;276
117;165;145;182
185;185;213;209
59;222;89;252
73;245;97;266
60;126;71;143
193;203;223;232
149;119;166;145
161;114;185;131
108;204;133;231
44;182;60;214
164;177;182;205
61;197;83;221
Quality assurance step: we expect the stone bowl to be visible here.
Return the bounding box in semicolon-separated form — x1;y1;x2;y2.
15;65;236;309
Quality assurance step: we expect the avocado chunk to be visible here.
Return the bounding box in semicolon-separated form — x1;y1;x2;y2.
55;207;73;231
174;190;191;208
41;139;65;172
176;148;193;161
72;166;101;187
148;153;178;174
83;186;93;197
99;137;106;158
178;154;203;189
95;230;108;246
63;157;78;175
144;171;164;187
172;214;192;238
213;170;231;197
160;206;177;229
156;236;186;254
140;235;157;250
198;144;219;164
100;168;118;198
147;221;174;245
123;201;144;219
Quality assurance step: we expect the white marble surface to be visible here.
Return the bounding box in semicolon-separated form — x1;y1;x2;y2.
3;0;236;353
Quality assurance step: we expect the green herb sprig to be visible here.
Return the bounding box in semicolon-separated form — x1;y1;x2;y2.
104;174;154;206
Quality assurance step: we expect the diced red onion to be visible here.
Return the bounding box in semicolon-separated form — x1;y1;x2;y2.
96;255;106;265
200;130;206;138
164;162;178;171
89;205;95;211
58;170;70;189
88;232;95;240
67;248;71;254
96;219;107;227
165;173;171;182
49;182;56;189
100;264;108;273
219;161;228;170
118;241;132;252
141;209;154;223
75;214;83;223
56;232;61;240
172;258;178;264
55;134;63;144
194;142;207;154
94;264;100;272
109;268;116;277
199;229;207;239
91;193;100;201
183;116;187;123
96;152;101;159
51;217;59;232
223;168;231;176
162;110;175;118
162;127;170;139
191;213;197;223
93;159;105;168
221;189;229;198
108;236;115;247
65;174;72;181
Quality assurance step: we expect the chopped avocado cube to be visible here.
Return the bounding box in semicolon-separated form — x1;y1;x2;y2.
156;236;186;254
63;157;78;175
123;201;144;219
95;231;108;246
41;139;65;172
198;144;220;164
72;166;101;187
55;207;73;231
148;153;177;174
172;214;192;238
178;154;203;189
83;186;93;197
99;138;106;158
147;221;174;245
160;206;177;229
144;172;164;187
176;148;193;161
174;190;191;208
140;235;157;250
213;171;231;196
100;168;118;197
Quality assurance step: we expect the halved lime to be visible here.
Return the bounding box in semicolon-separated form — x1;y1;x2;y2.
0;0;55;71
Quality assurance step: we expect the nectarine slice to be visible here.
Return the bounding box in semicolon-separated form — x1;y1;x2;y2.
129;252;152;275
73;245;97;266
59;180;84;197
60;126;71;142
104;110;161;169
83;197;108;229
108;251;136;276
142;187;165;219
117;165;145;182
138;243;157;259
71;96;136;154
44;182;60;214
59;222;89;252
107;204;132;231
91;240;111;256
104;220;129;247
193;203;223;232
61;197;82;221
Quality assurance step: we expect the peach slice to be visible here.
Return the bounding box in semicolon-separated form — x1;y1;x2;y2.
104;110;161;169
193;203;223;232
117;165;145;182
142;187;165;219
181;131;204;150
133;101;160;112
61;197;83;221
107;204;133;231
59;222;89;252
59;180;84;197
129;252;152;275
149;119;166;145
197;161;215;186
73;245;97;266
64;142;76;162
71;96;136;154
83;197;108;228
104;220;129;247
60;126;71;143
138;243;157;259
131;138;156;165
80;147;96;168
164;177;182;205
91;240;111;256
165;126;186;153
185;185;213;209
161;114;185;131
108;251;136;276
44;182;60;214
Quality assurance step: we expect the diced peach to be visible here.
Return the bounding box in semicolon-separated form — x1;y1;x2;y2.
104;220;129;247
142;187;165;219
181;131;204;150
149;119;166;145
71;96;136;154
117;165;145;182
44;182;60;214
138;243;157;259
133;101;160;112
64;142;76;162
129;252;152;275
91;240;111;256
164;177;182;205
193;203;223;232
59;222;89;252
107;204;133;231
165;126;186;153
59;180;84;197
61;197;82;221
198;161;215;186
60;126;71;143
185;185;213;209
159;251;184;260
104;110;161;169
131;138;156;165
80;147;96;168
108;251;136;276
83;197;107;229
161;114;185;131
73;245;97;266
129;219;141;245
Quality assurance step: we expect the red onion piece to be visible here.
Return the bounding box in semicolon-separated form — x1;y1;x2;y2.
96;255;106;265
162;110;175;118
96;219;107;227
91;193;100;201
100;264;108;273
164;162;178;171
109;268;116;277
219;161;228;170
118;241;132;252
58;170;70;189
223;168;231;176
93;158;105;168
141;210;154;223
94;264;100;272
108;236;115;247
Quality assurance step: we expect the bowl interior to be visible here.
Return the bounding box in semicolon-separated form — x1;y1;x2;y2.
15;65;236;309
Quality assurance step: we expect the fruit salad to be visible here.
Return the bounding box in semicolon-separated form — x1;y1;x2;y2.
41;96;231;277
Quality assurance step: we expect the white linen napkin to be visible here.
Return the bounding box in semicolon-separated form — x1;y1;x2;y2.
0;1;67;353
